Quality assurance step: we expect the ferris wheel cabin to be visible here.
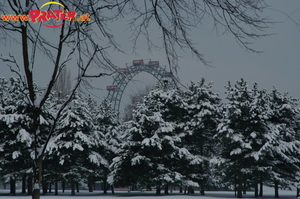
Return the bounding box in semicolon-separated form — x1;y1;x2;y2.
133;60;144;65
163;72;173;77
106;85;118;91
148;61;159;66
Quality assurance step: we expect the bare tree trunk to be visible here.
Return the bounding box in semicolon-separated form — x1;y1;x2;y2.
254;181;258;198
32;157;43;199
10;177;16;195
234;182;237;197
111;185;114;194
42;174;47;195
22;175;27;193
243;180;247;194
28;176;32;195
164;184;169;195
48;183;52;193
274;180;279;198
53;67;71;99
61;181;66;193
55;182;58;195
103;178;107;194
190;187;194;194
200;181;205;195
156;185;161;195
20;2;42;198
237;174;243;198
42;181;47;195
88;176;93;192
71;179;75;196
259;176;263;196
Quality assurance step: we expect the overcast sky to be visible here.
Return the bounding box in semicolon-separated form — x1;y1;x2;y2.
1;0;300;116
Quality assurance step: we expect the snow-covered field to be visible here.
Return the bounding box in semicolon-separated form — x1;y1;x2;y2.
0;187;298;199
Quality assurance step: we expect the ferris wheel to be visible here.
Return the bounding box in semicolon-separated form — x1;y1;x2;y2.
106;59;178;115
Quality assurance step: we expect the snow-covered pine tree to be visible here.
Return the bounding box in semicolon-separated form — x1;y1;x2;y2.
183;79;221;195
215;79;252;198
110;87;203;194
215;79;273;198
93;98;121;193
42;90;65;195
0;77;32;194
244;83;273;197
265;88;300;198
46;92;100;195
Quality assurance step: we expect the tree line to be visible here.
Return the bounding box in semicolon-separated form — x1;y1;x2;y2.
1;77;300;198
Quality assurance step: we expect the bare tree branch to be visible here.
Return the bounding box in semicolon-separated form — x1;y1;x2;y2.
83;71;117;78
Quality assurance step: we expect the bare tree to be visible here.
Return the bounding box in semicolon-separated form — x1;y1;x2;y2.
126;0;271;70
123;85;153;122
53;67;71;100
0;1;271;199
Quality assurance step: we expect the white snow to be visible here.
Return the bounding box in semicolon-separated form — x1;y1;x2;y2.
160;124;174;132
74;131;90;144
250;132;257;138
232;134;243;142
0;186;297;199
64;141;72;149
73;143;84;151
39;115;49;125
230;148;242;155
17;129;32;146
88;152;109;167
242;142;252;149
131;155;147;165
59;159;65;165
12;151;21;159
178;148;190;158
250;152;260;161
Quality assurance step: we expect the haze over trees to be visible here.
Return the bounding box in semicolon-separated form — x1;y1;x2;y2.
0;1;278;199
53;67;72;100
123;85;153;122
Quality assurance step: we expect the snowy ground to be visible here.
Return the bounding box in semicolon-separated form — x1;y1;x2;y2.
0;187;298;199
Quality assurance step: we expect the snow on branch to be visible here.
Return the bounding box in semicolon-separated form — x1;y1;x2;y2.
83;71;116;78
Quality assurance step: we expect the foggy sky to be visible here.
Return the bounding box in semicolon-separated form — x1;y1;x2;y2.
0;0;299;115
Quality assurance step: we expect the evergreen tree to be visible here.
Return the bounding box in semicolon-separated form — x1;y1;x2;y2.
93;98;121;193
215;79;300;198
47;92;100;195
265;88;300;198
215;79;273;198
244;85;273;197
111;88;202;193
42;90;65;194
183;79;221;195
0;78;32;191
